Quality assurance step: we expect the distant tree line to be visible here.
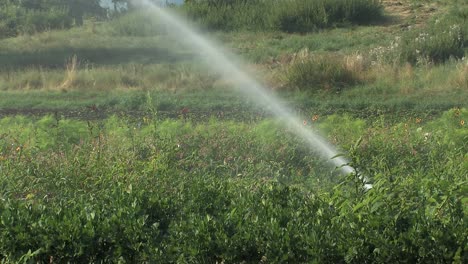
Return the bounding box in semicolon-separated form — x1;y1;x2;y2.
0;0;110;38
0;0;386;38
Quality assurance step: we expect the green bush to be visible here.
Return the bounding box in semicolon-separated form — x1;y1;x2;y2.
182;0;384;33
0;111;466;262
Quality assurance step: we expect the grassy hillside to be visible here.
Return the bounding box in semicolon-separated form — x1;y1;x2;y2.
0;0;466;118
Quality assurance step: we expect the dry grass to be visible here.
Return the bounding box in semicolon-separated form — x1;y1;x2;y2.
451;61;468;90
57;55;78;92
273;49;373;91
0;59;223;92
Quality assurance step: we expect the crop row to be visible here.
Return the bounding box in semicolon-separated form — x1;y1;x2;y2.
0;109;466;262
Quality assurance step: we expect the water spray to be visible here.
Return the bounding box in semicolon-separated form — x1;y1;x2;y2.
133;0;371;189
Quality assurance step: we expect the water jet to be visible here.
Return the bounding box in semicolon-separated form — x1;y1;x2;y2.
133;0;371;188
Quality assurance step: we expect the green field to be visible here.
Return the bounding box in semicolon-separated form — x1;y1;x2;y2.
0;0;467;262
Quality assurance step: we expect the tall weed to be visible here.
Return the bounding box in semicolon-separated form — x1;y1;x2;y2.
285;49;364;91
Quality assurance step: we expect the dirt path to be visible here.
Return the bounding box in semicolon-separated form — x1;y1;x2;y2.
383;0;413;21
381;0;440;28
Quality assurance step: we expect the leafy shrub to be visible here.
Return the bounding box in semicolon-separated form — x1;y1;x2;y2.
0;110;466;262
317;114;366;146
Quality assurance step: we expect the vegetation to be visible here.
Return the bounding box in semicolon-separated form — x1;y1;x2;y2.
395;8;467;64
0;110;466;262
183;0;384;33
0;0;467;262
285;51;363;91
0;0;105;38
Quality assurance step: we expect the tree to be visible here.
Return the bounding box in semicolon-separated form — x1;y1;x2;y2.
61;0;105;26
0;0;106;38
20;0;105;26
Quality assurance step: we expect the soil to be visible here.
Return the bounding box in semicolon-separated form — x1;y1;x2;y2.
382;0;440;28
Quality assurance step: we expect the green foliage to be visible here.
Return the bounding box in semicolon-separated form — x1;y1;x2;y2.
0;4;72;37
182;0;384;33
0;110;466;262
0;0;105;38
317;114;366;147
107;11;167;37
269;0;383;33
0;0;467;260
375;6;468;65
399;21;465;65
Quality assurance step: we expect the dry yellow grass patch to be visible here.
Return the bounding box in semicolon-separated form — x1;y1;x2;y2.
451;61;468;90
58;55;78;91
